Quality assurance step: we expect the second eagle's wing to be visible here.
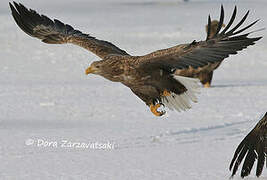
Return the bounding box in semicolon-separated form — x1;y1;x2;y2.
9;2;129;59
229;112;267;178
137;6;262;73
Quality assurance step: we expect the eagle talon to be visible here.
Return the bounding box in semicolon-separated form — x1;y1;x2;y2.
204;82;211;88
162;90;171;97
150;103;166;116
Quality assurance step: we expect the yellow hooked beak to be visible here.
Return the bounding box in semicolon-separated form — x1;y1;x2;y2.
85;66;96;75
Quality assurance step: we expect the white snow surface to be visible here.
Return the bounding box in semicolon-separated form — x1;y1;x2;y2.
0;0;267;179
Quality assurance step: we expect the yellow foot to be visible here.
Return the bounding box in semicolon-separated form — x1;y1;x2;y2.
162;90;171;97
204;82;211;88
150;103;165;116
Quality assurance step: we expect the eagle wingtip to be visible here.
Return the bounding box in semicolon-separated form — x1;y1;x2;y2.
13;1;19;7
220;4;224;11
206;15;212;40
13;1;21;12
9;3;13;14
9;2;15;12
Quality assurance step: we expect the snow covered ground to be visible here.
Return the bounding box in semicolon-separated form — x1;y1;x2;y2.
0;0;267;179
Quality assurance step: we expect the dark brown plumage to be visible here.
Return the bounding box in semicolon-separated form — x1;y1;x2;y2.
175;20;226;88
230;112;267;178
200;20;225;87
9;2;262;116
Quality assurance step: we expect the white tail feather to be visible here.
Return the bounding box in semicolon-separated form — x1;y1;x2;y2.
162;75;200;112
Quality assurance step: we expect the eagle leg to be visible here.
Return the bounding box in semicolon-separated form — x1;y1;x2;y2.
198;71;213;88
150;103;165;116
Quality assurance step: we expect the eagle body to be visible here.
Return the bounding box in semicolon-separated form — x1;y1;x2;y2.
93;55;190;108
9;2;262;116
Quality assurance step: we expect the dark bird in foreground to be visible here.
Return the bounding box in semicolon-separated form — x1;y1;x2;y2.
175;20;225;88
230;113;267;178
9;2;262;116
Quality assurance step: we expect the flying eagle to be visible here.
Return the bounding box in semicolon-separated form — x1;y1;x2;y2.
175;20;225;88
230;112;267;178
9;2;262;116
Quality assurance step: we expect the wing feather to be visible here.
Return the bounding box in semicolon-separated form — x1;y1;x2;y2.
9;2;129;59
213;5;224;37
229;112;267;178
137;5;262;73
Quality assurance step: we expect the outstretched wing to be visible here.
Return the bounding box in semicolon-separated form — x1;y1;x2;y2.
9;2;129;59
229;113;267;178
137;6;262;73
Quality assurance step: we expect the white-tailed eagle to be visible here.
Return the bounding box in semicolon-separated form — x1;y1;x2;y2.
9;2;262;116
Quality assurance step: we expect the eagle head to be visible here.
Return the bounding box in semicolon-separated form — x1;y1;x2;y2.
85;61;105;75
85;59;125;82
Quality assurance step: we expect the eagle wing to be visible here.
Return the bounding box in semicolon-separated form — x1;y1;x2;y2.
9;2;129;59
229;112;267;178
137;6;262;73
